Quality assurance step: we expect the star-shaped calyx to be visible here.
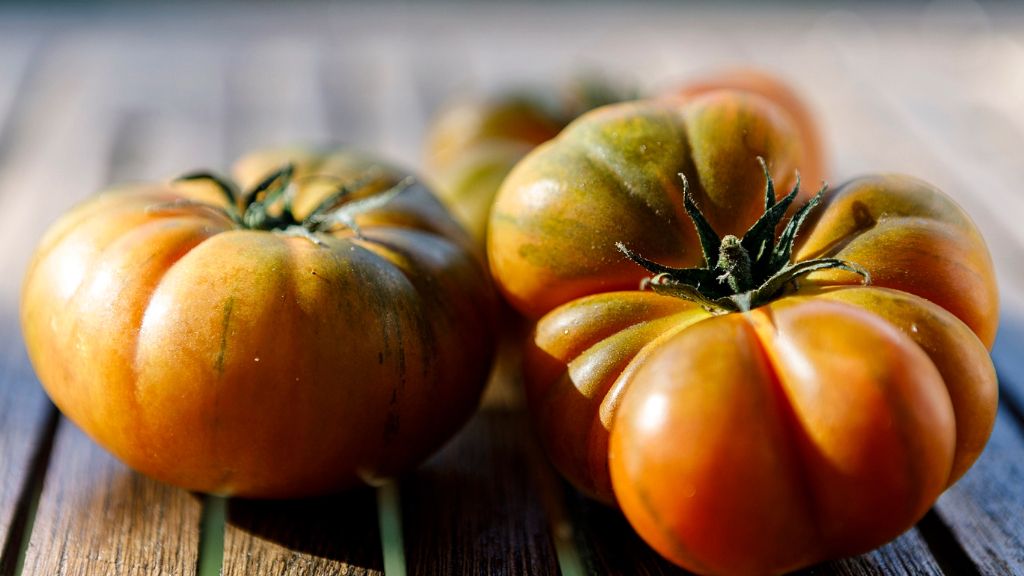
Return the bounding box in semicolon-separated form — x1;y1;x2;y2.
617;157;870;313
155;163;413;243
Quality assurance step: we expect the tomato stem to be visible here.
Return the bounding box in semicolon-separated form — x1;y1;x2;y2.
715;235;753;293
171;164;411;239
617;157;870;313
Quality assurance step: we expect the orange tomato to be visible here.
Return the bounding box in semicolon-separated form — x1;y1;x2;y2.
489;91;818;318
665;68;826;191
21;148;496;497
496;93;998;573
423;79;627;248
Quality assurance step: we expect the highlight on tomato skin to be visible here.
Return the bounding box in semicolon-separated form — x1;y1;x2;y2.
19;148;498;498
426;69;821;257
661;68;827;192
610;299;958;575
488;91;816;320
423;76;630;249
494;88;999;572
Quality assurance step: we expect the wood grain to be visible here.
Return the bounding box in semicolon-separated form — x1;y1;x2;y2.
0;330;57;576
10;28;231;576
400;406;560;576
397;322;567;576
19;424;202;576
0;31;122;575
806;529;943;576
932;408;1024;574
222;491;383;576
563;488;688;576
399;328;558;576
0;22;55;575
0;6;1023;576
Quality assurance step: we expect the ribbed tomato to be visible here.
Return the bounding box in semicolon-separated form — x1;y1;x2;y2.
423;78;626;248
21;148;496;497
664;68;826;190
493;93;998;574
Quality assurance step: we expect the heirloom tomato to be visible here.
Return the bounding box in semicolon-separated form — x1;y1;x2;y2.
427;70;822;255
492;93;998;574
21;148;496;497
423;78;628;248
489;91;821;318
664;68;826;190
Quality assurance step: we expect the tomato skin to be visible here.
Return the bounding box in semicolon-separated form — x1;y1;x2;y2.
809;286;998;484
489;92;812;319
524;293;712;503
21;150;496;497
529;289;994;575
505;93;999;571
609;299;957;575
665;68;826;191
796;174;998;347
424;94;586;248
429;71;823;256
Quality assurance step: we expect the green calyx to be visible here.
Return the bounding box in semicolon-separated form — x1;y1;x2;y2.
163;164;413;239
617;157;870;313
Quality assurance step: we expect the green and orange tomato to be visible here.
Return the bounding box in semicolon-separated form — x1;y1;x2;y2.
423;77;628;248
490;91;998;574
21;148;496;498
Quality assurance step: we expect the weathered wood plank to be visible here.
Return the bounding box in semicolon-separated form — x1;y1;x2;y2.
563;489;687;576
222;491;383;576
0;7;1022;576
0;328;57;576
20;423;203;576
805;528;944;576
399;327;559;572
0;29;55;576
400;406;561;576
932;407;1024;575
14;28;232;576
213;31;387;576
0;32;124;576
769;17;1024;575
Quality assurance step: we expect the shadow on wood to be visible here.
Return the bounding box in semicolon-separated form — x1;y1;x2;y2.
225;488;383;575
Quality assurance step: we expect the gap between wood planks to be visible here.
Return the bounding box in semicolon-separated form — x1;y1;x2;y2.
1;8;1020;576
0;409;58;576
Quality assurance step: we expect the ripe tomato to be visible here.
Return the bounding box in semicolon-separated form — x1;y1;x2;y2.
21;148;497;497
423;78;628;248
489;91;821;319
663;68;826;191
495;94;998;573
428;70;824;257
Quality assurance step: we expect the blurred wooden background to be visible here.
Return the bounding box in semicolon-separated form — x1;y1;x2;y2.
1;2;1023;575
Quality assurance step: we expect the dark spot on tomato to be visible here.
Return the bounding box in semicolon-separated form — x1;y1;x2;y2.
851;200;876;229
215;296;235;376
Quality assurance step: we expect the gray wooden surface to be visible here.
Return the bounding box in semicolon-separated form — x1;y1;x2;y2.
0;3;1022;575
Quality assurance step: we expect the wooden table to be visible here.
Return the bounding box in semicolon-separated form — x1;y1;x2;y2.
1;3;1023;575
